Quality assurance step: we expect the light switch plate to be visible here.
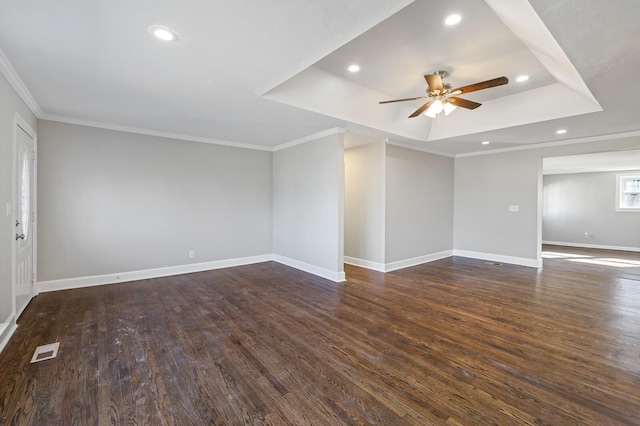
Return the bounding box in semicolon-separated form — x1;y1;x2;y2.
508;205;519;212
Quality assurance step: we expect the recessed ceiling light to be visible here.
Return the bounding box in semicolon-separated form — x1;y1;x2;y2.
445;14;462;26
348;64;360;73
516;75;529;82
481;141;491;145
148;25;179;42
556;129;567;134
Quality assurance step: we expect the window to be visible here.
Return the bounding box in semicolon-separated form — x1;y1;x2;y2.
616;173;640;211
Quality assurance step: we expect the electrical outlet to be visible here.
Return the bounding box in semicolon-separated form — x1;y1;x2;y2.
188;250;195;259
584;232;590;239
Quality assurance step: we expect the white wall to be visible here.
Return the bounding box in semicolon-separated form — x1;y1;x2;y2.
454;136;640;266
0;71;37;338
37;120;272;283
454;149;541;264
273;132;345;281
543;170;640;249
385;144;454;264
344;138;385;265
344;139;454;271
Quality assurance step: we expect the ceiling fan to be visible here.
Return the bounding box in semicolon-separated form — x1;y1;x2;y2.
379;70;508;118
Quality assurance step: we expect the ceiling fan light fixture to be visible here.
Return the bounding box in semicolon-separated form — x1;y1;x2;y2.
424;108;437;118
381;72;507;119
516;75;529;82
445;14;462;26
431;99;444;114
424;99;444;118
148;25;179;42
443;101;457;115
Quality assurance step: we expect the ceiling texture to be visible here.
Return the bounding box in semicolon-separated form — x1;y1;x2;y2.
0;0;639;156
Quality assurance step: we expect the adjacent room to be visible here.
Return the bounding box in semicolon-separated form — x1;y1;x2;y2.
1;0;639;424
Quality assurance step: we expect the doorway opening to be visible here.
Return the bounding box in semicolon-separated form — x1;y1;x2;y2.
541;149;640;262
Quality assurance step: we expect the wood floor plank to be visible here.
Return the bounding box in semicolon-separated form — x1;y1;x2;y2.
212;280;417;424
1;244;640;424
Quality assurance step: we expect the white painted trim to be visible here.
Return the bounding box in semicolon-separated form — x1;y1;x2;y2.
344;256;386;272
453;249;542;268
36;252;352;294
272;127;345;151
41;116;352;155
37;254;274;293
14;113;37;139
15;297;30;319
385;250;453;272
542;241;640;253
615;173;640;212
381;142;387;264
345;251;454;273
0;315;18;354
39;115;272;151
273;255;346;282
0;48;42;117
456;130;640;158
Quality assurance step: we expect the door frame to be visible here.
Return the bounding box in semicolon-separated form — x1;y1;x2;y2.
12;112;37;318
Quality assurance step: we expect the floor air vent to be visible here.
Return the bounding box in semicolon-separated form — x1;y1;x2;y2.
30;342;60;363
484;261;503;266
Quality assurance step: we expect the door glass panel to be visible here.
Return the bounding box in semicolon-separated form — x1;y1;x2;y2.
20;147;30;238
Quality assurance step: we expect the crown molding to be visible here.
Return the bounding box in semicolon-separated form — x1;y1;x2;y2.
455;130;640;158
0;48;43;117
272;127;346;151
40;114;273;151
41;114;351;153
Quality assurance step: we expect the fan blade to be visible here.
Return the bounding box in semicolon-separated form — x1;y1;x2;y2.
451;76;508;95
409;101;433;118
425;74;444;93
379;96;427;104
448;97;482;109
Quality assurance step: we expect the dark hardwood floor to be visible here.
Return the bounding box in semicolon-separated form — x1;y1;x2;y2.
1;245;640;425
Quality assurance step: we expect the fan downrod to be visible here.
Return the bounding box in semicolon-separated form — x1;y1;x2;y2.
433;70;448;79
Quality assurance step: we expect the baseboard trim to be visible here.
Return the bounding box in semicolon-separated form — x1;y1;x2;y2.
0;315;18;354
344;256;386;272
385;250;454;272
36;254;274;293
36;253;350;293
273;255;346;282
542;241;640;253
344;251;454;273
453;250;542;268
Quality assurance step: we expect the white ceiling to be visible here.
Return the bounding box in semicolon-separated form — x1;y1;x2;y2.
0;0;639;156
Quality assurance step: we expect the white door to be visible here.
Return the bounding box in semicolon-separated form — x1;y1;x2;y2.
14;121;35;317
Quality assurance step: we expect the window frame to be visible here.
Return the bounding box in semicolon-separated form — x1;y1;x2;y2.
616;173;640;212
